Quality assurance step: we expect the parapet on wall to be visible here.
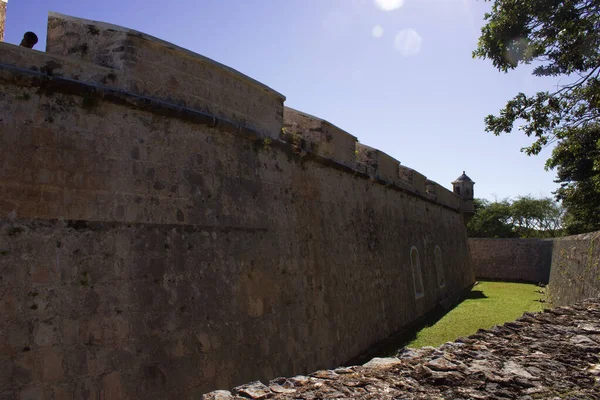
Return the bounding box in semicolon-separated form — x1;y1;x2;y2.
46;12;285;138
281;107;466;211
283;107;358;168
0;12;474;399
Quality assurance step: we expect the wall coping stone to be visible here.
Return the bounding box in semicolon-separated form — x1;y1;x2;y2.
0;62;465;214
47;12;286;101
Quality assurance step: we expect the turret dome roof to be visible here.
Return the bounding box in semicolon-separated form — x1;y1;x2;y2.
453;171;473;183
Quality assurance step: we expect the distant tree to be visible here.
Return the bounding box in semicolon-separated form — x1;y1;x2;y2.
510;195;564;237
467;198;517;238
473;0;600;233
467;196;564;238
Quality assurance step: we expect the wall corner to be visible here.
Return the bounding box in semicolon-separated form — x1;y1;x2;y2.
0;0;7;42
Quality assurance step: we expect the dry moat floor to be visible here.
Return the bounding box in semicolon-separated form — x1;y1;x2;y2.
205;291;600;399
408;281;546;348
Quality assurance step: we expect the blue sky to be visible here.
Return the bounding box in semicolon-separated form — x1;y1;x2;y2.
4;0;562;201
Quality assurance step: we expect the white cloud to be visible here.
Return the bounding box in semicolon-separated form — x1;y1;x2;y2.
373;0;405;11
394;28;422;56
372;25;384;38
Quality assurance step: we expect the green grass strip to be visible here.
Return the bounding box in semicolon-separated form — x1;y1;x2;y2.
407;281;546;348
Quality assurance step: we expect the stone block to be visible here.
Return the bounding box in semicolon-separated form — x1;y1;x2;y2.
412;170;427;195
0;292;20;319
0;41;123;88
13;351;41;386
377;151;400;184
426;181;461;210
398;165;414;185
41;348;64;381
354;162;376;178
73;377;99;400
362;357;402;368
19;387;45;400
355;144;400;183
425;180;437;201
53;385;74;400
0;357;13;387
33;322;58;347
62;348;87;378
100;372;123;400
439;187;461;210
355;143;377;169
398;165;427;194
5;321;29;356
283;107;357;168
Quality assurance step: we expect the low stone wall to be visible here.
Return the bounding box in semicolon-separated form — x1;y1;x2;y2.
469;232;600;306
468;238;553;283
548;231;600;307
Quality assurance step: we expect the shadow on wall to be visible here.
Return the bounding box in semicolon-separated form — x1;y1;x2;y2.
343;283;478;366
469;232;600;307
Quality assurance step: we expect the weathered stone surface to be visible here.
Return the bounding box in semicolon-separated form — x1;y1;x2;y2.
283;107;357;168
362;357;401;368
203;390;234;400
398;165;427;195
204;298;600;399
425;180;461;211
469;231;600;306
468;238;553;283
233;381;271;399
0;1;6;43
355;144;401;184
45;12;285;138
0;9;476;399
549;231;600;306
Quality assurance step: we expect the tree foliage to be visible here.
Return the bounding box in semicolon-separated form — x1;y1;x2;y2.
468;198;517;238
467;196;564;238
546;126;600;233
474;0;600;233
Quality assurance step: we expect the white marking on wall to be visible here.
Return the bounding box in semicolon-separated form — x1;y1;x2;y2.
435;245;446;288
410;246;425;299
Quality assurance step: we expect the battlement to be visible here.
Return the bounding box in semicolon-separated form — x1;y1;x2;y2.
45;12;286;137
281;108;463;210
283;107;357;168
0;11;466;213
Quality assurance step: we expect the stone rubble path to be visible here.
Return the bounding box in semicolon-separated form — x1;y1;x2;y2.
204;298;600;399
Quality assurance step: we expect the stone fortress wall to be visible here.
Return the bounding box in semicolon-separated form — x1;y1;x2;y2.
468;238;553;284
547;231;600;306
0;12;475;399
469;232;600;307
